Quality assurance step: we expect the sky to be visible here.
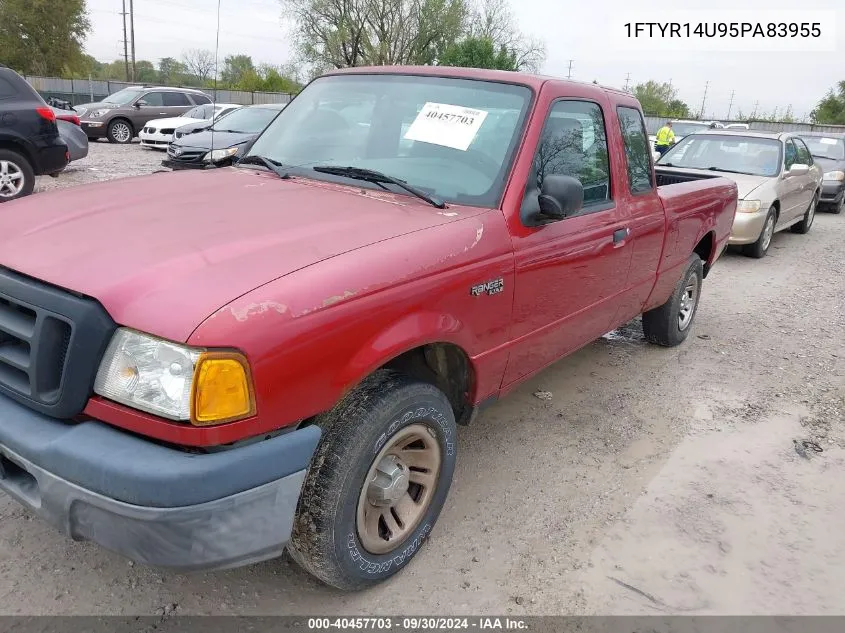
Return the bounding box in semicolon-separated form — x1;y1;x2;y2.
84;0;843;121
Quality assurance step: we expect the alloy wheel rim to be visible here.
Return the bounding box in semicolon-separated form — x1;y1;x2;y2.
678;275;698;330
356;423;441;555
0;160;24;197
113;123;131;142
761;215;775;251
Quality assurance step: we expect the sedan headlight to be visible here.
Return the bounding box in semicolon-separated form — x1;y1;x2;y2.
94;328;255;426
823;170;845;182
203;147;239;162
89;109;111;118
737;199;762;213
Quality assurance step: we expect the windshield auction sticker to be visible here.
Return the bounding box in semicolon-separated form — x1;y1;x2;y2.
404;103;489;152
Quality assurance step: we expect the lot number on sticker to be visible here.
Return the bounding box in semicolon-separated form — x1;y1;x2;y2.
404;102;489;151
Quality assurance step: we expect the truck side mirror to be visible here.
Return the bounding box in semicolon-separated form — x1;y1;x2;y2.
538;174;584;220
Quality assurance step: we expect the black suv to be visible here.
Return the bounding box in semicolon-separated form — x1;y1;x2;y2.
0;66;68;202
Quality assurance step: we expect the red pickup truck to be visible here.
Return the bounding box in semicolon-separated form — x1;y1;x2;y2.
0;67;736;590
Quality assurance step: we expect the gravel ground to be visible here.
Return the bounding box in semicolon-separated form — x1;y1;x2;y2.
4;141;845;615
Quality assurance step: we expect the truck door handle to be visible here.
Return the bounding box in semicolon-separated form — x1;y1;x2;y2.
613;228;630;243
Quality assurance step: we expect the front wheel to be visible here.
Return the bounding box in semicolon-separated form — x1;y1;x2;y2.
0;150;35;203
288;370;457;590
642;254;703;347
107;119;134;144
743;206;777;259
791;193;817;234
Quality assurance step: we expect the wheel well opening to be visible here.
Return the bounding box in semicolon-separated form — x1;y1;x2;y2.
771;200;780;218
384;343;474;425
110;117;135;133
693;231;715;278
0;141;33;166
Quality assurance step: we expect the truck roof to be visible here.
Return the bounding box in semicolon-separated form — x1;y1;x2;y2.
325;65;636;104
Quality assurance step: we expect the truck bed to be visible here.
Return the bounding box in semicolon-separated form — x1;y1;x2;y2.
655;166;721;187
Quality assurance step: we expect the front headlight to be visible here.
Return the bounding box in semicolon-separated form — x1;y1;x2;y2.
89;109;111;118
737;199;762;213
94;328;255;425
823;170;845;182
203;147;239;162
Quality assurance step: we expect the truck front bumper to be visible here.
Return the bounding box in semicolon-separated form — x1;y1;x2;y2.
0;395;320;571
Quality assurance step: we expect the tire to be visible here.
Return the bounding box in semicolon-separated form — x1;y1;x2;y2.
743;206;777;259
832;195;844;215
791;193;817;234
0;149;35;203
642;254;704;347
107;119;134;144
288;370;457;590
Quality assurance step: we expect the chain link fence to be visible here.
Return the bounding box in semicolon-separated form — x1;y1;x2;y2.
24;76;293;107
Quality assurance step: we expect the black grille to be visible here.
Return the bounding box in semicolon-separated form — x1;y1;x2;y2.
0;267;116;418
161;128;175;135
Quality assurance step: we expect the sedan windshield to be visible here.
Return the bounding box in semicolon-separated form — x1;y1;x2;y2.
799;136;845;160
673;122;713;136
184;104;214;119
211;107;279;134
105;88;144;106
658;134;783;177
246;74;533;206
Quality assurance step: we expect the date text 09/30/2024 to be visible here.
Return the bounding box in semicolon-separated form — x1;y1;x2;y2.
307;617;529;630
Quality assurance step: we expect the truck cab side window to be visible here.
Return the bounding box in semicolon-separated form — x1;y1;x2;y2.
528;100;611;214
617;107;653;193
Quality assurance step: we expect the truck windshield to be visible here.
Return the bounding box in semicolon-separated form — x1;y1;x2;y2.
659;134;783;177
246;74;532;207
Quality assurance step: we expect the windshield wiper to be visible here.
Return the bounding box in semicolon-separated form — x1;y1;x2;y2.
706;167;753;175
659;162;675;167
311;165;445;209
237;155;291;179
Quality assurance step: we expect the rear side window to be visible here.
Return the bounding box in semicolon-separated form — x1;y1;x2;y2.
191;93;211;105
617;106;653;194
0;76;17;99
531;100;611;210
164;92;191;106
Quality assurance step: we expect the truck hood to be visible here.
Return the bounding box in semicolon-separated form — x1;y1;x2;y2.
0;168;482;341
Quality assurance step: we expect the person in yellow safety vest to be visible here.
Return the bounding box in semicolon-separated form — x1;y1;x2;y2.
655;121;675;156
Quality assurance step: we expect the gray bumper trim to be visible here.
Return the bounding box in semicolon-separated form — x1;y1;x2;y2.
0;444;306;571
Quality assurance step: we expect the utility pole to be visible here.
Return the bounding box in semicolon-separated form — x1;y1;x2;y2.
726;90;735;120
699;81;709;119
120;0;130;81
129;0;136;82
567;60;573;80
623;73;631;92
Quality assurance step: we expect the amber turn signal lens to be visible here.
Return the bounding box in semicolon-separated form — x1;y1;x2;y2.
191;353;255;426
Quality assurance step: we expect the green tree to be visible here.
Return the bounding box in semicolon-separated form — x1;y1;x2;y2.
0;0;91;75
811;81;845;125
158;57;188;84
633;80;690;118
221;55;256;86
282;0;467;68
440;37;517;70
135;61;158;83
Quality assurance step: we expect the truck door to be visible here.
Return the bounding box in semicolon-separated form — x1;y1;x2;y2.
502;98;633;386
611;106;667;324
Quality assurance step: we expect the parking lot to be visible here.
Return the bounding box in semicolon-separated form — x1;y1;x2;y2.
3;141;845;615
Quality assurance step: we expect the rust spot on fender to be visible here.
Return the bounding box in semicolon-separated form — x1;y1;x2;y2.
230;301;288;322
322;290;357;307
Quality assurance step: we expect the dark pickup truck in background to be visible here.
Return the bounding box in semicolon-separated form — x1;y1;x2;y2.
0;66;737;590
